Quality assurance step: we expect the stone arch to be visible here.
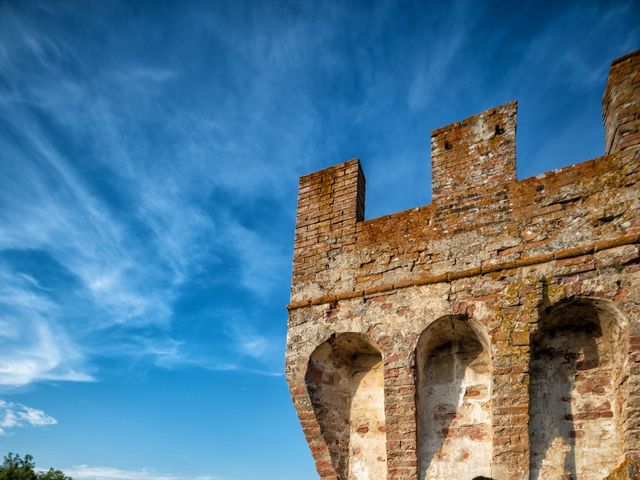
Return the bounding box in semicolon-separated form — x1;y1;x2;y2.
306;332;387;480
415;315;493;480
529;297;629;480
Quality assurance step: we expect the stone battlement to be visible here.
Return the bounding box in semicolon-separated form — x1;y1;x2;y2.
291;51;639;307
286;50;640;480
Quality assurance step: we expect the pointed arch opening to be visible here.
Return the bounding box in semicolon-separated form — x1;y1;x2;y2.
416;315;493;480
306;332;387;480
529;298;629;479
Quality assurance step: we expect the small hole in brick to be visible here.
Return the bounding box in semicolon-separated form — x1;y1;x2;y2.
597;214;617;223
495;125;505;135
444;141;452;150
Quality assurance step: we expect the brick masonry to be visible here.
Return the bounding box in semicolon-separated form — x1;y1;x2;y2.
286;50;640;480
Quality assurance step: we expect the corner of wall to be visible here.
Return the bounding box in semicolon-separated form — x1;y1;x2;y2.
603;49;640;154
292;158;366;291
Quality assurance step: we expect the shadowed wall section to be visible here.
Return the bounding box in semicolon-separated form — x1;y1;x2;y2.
306;333;387;480
416;316;493;480
529;298;629;480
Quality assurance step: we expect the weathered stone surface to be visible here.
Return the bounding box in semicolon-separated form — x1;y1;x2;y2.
286;50;640;480
604;457;640;480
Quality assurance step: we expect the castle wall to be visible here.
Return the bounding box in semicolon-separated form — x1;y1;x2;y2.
286;50;640;480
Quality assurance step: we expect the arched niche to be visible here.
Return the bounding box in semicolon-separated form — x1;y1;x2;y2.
306;332;387;480
529;298;629;480
416;315;493;480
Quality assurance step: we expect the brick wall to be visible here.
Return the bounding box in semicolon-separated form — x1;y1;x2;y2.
286;50;640;480
604;51;640;154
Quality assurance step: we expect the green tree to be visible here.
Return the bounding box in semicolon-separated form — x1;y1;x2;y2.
0;453;37;480
0;454;71;480
35;468;70;480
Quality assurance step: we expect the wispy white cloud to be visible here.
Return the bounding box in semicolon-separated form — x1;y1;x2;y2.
210;308;284;376
221;218;289;298
0;1;294;387
0;315;93;386
229;325;279;365
407;29;467;111
0;400;57;435
64;465;221;480
506;2;638;93
112;66;178;84
0;266;93;386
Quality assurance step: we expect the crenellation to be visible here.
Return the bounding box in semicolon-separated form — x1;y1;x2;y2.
431;101;517;210
287;50;640;480
603;50;640;154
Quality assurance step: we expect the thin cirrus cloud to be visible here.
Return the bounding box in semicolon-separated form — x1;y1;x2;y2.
0;265;92;387
0;400;57;435
0;2;291;388
62;465;220;480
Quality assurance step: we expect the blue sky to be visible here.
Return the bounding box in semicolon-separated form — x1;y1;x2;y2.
0;1;638;479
